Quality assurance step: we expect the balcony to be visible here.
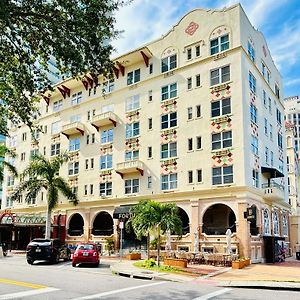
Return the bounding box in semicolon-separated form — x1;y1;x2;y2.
262;182;285;201
91;111;117;130
61;122;84;139
115;160;144;178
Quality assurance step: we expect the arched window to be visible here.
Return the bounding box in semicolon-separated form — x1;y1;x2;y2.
273;211;279;235
282;214;288;236
92;211;114;236
68;213;84;236
263;209;271;235
209;26;230;55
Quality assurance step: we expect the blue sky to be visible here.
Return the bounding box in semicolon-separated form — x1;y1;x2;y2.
113;0;300;98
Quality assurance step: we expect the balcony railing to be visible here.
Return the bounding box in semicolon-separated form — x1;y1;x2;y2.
61;121;84;138
115;160;144;178
262;182;284;201
91;111;117;130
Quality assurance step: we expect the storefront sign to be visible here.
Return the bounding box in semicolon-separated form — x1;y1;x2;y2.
246;206;257;221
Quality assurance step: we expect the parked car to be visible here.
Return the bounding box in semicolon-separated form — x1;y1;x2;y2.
72;242;100;267
26;239;71;265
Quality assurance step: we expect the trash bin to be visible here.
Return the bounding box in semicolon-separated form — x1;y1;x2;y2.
296;252;300;260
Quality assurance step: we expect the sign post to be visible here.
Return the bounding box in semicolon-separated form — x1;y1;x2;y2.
119;221;124;262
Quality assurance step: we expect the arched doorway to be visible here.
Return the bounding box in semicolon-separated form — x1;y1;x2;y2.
68;213;84;236
202;204;236;235
177;207;190;235
92;212;113;236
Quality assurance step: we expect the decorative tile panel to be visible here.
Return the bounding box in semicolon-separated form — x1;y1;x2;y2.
251;122;258;137
253;155;260;171
211;117;232;133
125;138;140;151
68;178;78;186
161;99;177;114
160;158;178;175
211;85;231;101
250;91;256;106
212;151;233;167
69;151;79;162
160;129;177;144
210;25;229;38
185;21;199;36
51;134;60;143
126;109;140;124
99;170;113;183
100;144;113;156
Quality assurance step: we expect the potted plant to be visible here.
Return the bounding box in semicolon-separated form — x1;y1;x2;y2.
164;257;188;268
244;257;251;266
105;237;115;256
125;251;141;260
232;258;245;269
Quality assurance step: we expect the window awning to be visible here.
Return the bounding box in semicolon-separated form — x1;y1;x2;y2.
113;205;134;219
261;166;284;178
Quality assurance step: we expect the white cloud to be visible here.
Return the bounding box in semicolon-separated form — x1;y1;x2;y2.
285;78;300;87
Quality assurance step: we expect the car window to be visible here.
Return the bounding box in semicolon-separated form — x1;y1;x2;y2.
78;244;94;250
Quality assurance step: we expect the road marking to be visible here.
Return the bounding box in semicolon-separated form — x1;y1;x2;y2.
72;281;166;299
0;287;59;300
193;288;232;300
0;278;47;289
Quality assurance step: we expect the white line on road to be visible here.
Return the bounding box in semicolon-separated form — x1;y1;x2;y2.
72;281;166;299
0;287;59;300
193;288;232;300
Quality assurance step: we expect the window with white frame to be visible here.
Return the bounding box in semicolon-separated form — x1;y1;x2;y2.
263;209;271;235
8;135;17;148
211;98;231;117
278;133;283;149
262;62;266;78
188;170;193;183
100;155;112;170
270;124;273;140
125;95;140;112
100;182;112;196
267;70;270;83
51;143;60;156
186;48;192;60
270;151;274;166
212;131;232;150
126;122;140;138
276;108;282;124
196;136;202;150
161;83;177;101
282;214;288;236
161;173;177;190
187;107;193;120
251;135;258;155
31;129;40;141
249;72;256;93
250;103;257;123
71;92;82;105
265;147;269;164
268;97;272;113
195;74;201;87
247;41;255;62
252;170;259;188
212;166;233;185
147;176;152;189
68;162;79;176
69;137;80;151
197;169;202;183
279;157;284;172
53;99;63;112
187;77;192;90
125;178;139;194
7;175;15;186
273;211;279;235
195;45;200;57
161;54;177;73
51;121;61;135
210;34;229;55
103;79;115;93
127;69;140;85
161;112;177;129
210;66;230;86
125;150;139;161
196;105;201;118
275;83;280;99
101;129;113;144
161;142;177;159
263;90;267;107
264;118;268;135
70;114;81;123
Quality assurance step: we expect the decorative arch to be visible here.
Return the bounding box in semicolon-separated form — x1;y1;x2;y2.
209;25;231;40
68;213;84;236
262;209;271;235
92;211;114;236
202;203;236;235
177;207;190;235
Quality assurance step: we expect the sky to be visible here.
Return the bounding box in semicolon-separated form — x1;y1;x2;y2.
112;0;300;98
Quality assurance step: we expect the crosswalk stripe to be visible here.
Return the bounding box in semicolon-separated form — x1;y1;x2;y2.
0;287;59;300
192;288;232;300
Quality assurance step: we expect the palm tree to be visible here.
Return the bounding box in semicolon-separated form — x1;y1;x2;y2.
130;200;182;266
11;153;78;239
0;144;18;183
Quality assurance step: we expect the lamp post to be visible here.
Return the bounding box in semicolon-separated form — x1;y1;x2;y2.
119;221;124;261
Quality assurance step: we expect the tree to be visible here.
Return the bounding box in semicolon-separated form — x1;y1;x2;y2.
0;0;129;135
0;144;18;183
10;153;78;239
130;200;182;266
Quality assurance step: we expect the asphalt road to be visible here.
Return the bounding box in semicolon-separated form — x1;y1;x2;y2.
0;256;299;300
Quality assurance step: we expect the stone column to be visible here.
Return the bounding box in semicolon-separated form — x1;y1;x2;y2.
237;201;251;257
190;200;199;251
113;219;120;250
83;210;90;242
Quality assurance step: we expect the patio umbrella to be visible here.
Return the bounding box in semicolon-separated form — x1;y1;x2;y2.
226;228;232;254
194;231;199;254
165;229;171;251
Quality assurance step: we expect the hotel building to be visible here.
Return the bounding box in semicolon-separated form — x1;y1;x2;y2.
1;4;290;262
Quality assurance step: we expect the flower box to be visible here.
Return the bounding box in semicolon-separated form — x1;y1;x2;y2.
232;260;245;269
164;258;187;268
125;253;141;260
244;258;251;266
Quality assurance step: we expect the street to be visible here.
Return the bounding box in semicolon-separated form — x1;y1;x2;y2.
0;256;299;300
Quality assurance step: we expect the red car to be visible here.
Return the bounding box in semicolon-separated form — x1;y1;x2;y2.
72;243;100;267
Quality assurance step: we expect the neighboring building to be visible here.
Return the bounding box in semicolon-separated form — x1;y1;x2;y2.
0;135;6;208
1;4;290;262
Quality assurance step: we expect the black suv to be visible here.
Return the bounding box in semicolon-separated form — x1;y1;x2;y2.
26;239;70;265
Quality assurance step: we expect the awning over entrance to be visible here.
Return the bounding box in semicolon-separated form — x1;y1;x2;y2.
261;166;284;178
113;205;134;219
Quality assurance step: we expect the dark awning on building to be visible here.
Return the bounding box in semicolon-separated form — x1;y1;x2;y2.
261;166;284;178
113;205;134;219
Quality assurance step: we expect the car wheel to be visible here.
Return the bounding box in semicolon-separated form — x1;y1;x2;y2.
94;262;99;268
72;262;76;267
27;259;34;265
52;254;59;264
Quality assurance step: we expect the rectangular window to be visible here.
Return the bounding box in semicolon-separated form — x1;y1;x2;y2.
161;173;177;190
85;159;89;170
51;121;61;135
87;111;91;121
195;45;200;57
22;132;27;141
69;138;80;151
187;77;192;90
278;133;283;149
210;34;229;55
251;135;258;155
247;42;255;62
71;92;82;105
161;54;177;73
126;122;140;138
262;62;266;78
100;182;112;196
188;170;193;183
195;74;201;87
8;136;17;148
127;69;140;85
53;100;63;112
267;71;270;83
91;133;95;143
197;169;202;183
86;135;90;145
268;98;272;113
276;108;282;124
270;151;274;166
187;107;193;120
100;155;113;169
264;118;268;135
265;147;269;164
148;90;153;102
125;179;139;194
187;48;192;60
275;84;280;99
252;170;259;188
50;143;60;156
161;83;177;101
147;176;152;189
70;114;81;123
196;105;201;118
7;176;15;186
148;118;153;130
90;158;94;169
161;112;177;130
103;79;115;93
148;146;152;158
250;103;257;123
212;131;232;150
196;136;202;150
30;149;39;159
84;185;88;196
188;138;193;151
68;162;79;176
263;90;267;107
90;184;94;195
101;129;113;144
249;72;256;93
212;166;233;185
125;95;140;112
125;150;139;161
161;142;177;159
270;124;273;140
149;63;153;74
210;66;230;86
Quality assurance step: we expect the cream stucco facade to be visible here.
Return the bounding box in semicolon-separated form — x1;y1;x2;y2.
1;4;290;262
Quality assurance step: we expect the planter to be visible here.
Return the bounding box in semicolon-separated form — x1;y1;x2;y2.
244;258;251;266
232;260;245;269
125;253;141;260
164;258;188;268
